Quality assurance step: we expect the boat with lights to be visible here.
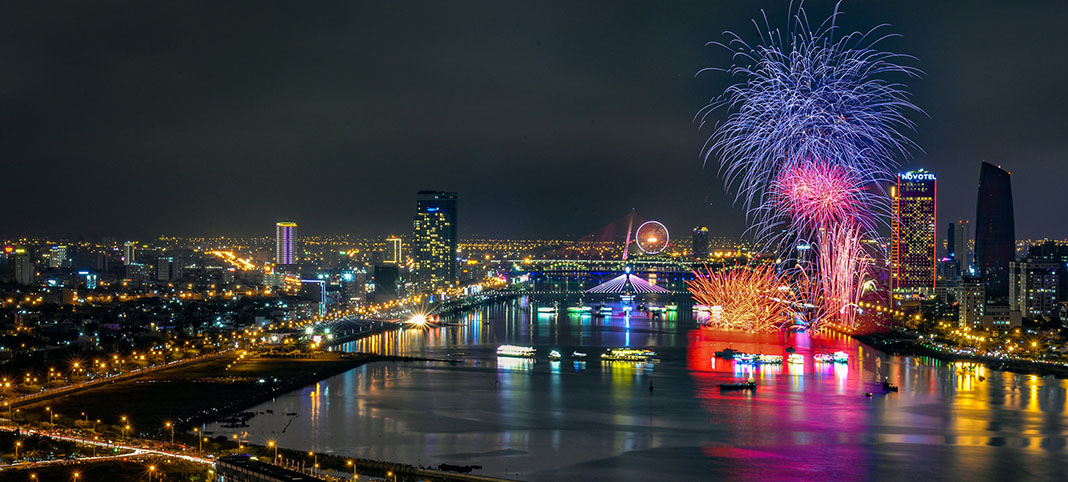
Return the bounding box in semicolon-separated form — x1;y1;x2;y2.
496;345;536;358
814;351;849;363
601;348;658;362
548;350;563;361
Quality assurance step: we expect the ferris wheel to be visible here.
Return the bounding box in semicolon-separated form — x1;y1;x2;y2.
635;221;669;254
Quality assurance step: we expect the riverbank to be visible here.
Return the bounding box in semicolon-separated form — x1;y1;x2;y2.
17;351;450;438
854;330;1068;378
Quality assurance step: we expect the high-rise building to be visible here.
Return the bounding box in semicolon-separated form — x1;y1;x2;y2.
890;169;937;296
974;162;1015;302
385;236;402;264
123;241;137;265
692;226;709;261
413;191;458;291
1026;240;1068;299
157;256;177;282
49;245;68;269
950;221;970;273
13;248;33;285
1009;259;1060;319
950;276;985;328
276;222;298;266
374;265;401;299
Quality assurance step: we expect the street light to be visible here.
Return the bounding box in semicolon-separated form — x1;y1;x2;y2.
165;421;174;444
268;440;277;463
15;441;21;460
347;460;357;479
45;406;53;425
148;465;156;481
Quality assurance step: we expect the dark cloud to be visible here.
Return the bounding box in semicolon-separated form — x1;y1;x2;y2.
1;1;1065;240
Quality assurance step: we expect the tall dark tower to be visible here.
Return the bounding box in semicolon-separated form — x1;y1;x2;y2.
413;191;458;291
691;226;709;261
974;162;1015;302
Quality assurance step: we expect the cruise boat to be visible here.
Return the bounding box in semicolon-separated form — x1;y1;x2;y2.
814;351;849;363
788;353;804;364
735;353;782;364
665;303;678;312
732;352;760;363
548;350;563;361
601;348;658;362
572;351;587;359
496;345;536;358
759;354;783;364
536;305;557;313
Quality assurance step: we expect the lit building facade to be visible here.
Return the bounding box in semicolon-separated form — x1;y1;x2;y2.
974;162;1015;302
1009;259;1059;318
891;169;937;296
950;276;985;328
123;241;137;265
49;245;68;269
385;236;402;264
276;222;298;266
413;191;458;291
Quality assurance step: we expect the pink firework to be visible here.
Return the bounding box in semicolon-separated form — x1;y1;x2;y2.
772;159;868;234
814;223;870;331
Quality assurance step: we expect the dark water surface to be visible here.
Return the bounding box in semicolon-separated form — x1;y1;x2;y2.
202;298;1068;481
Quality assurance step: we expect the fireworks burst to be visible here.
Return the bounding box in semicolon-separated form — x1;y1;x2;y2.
770;159;871;237
687;263;799;333
698;3;922;246
698;3;922;330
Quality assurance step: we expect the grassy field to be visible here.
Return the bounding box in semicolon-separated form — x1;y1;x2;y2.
16;352;373;442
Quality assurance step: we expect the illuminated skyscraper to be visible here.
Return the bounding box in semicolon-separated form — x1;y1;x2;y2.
974;162;1015;302
123;241;137;265
691;226;709;260
276;222;298;266
413;191;457;291
49;245;68;269
385;236;402;264
891;169;937;296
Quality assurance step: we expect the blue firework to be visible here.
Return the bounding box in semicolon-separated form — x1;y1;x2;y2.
697;2;923;249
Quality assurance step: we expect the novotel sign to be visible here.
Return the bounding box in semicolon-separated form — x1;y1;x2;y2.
900;171;935;181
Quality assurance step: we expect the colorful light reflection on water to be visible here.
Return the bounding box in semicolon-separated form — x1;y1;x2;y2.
201;298;1068;481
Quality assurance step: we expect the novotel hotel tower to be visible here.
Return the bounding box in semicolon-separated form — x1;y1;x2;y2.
891;170;937;296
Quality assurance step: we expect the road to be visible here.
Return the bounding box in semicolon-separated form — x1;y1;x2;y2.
0;426;214;470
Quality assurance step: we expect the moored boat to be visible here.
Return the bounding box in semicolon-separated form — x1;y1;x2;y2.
497;345;536;358
548;350;562;361
601;348;657;362
719;381;757;391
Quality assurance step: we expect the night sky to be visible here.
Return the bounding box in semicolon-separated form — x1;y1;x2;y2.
3;1;1067;240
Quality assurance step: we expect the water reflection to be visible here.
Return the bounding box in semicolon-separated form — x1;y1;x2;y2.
204;298;1068;481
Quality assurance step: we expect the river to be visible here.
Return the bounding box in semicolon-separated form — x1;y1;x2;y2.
200;297;1068;481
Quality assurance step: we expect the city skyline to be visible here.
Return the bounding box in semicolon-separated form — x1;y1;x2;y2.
3;1;1068;240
